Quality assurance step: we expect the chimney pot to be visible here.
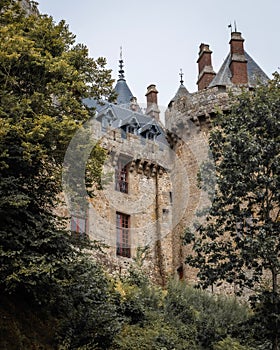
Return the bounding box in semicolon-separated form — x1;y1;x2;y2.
196;43;216;90
229;31;248;84
145;84;160;120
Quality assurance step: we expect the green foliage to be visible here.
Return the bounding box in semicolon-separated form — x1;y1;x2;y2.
111;319;198;350
185;73;280;349
213;337;252;350
54;259;121;349
240;291;280;349
0;2;119;349
165;280;250;349
112;275;198;350
0;0;113;294
113;271;251;350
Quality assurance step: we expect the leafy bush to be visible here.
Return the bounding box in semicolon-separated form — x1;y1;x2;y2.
213;337;252;350
165;280;250;349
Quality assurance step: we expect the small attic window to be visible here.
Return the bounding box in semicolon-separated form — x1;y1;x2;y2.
146;131;155;140
127;125;137;134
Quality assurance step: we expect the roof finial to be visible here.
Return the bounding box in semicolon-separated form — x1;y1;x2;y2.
179;68;184;85
234;20;237;32
118;46;125;80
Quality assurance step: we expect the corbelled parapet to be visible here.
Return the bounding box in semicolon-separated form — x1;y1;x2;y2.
165;85;244;134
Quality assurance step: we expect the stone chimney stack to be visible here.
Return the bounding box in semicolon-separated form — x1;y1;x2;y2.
229;32;248;84
145;84;160;121
197;43;216;90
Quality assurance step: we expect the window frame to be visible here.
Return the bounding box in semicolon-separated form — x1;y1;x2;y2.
70;215;87;238
116;212;131;258
115;158;129;194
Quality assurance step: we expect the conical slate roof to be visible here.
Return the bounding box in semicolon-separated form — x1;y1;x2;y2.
114;78;134;105
114;56;134;105
209;51;269;88
168;83;189;107
172;83;189;100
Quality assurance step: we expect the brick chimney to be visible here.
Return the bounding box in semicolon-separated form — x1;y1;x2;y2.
229;32;248;84
145;84;160;120
197;43;216;90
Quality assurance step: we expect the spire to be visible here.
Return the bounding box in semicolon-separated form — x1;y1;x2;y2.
179;69;184;85
168;70;189;107
118;46;125;80
114;47;134;105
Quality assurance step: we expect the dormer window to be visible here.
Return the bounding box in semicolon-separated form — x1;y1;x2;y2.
127;125;137;134
139;123;160;141
146;131;155;140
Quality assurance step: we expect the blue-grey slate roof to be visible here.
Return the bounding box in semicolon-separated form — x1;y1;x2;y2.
169;84;189;103
114;78;134;105
83;98;169;146
209;51;269;87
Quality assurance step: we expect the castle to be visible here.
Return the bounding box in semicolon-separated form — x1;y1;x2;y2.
63;29;269;285
16;0;270;286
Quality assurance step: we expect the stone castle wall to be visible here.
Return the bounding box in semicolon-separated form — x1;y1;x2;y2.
88;119;174;284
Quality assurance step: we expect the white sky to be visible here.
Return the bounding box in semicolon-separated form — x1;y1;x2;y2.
38;0;279;109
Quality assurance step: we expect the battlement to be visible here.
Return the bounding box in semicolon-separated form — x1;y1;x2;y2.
165;85;245;133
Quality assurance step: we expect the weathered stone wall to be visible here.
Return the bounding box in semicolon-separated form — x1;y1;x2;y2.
87;120;173;284
165;84;258;294
165;85;243;134
86;90;223;285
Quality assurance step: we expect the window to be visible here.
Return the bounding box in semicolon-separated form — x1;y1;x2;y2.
71;216;86;237
169;192;173;204
127;125;136;134
115;159;129;193
146;131;155;140
116;212;130;258
177;265;184;280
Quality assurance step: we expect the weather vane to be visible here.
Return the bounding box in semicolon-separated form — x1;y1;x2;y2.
228;21;238;33
179;68;184;85
118;46;124;79
120;46;123;61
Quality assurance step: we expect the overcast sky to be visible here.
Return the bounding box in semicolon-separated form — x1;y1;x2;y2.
38;0;279;109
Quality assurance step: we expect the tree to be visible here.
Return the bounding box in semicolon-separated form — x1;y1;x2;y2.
0;0;113;299
185;73;280;350
0;1;122;347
